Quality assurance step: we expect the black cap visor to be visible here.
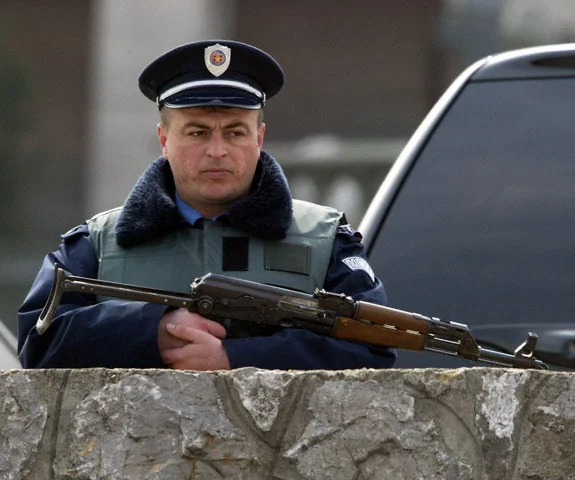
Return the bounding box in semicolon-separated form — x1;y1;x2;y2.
160;86;263;110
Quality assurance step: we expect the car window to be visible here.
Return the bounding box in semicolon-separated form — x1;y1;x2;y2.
368;77;575;368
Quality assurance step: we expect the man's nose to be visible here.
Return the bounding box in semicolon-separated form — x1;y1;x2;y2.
206;134;228;157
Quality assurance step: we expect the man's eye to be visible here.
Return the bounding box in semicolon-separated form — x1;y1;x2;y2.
188;131;206;137
230;130;246;137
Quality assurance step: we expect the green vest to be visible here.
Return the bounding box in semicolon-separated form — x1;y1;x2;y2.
87;200;342;326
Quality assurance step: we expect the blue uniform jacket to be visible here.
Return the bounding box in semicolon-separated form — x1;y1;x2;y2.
18;154;396;370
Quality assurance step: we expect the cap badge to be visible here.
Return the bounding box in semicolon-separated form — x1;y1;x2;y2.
204;43;231;77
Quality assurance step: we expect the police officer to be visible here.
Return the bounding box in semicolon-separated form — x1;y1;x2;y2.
18;40;396;370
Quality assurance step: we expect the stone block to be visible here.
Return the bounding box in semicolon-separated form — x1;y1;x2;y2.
0;368;573;479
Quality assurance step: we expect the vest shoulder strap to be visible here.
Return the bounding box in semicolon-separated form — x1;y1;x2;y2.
87;207;122;261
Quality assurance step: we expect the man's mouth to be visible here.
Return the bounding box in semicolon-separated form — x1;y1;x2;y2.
203;169;230;178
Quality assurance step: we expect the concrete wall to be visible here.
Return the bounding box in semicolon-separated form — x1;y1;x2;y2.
1;368;573;479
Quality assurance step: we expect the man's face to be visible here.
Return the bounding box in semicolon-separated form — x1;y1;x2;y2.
158;107;265;218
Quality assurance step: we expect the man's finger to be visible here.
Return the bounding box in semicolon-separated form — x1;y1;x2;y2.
192;317;227;338
165;322;226;342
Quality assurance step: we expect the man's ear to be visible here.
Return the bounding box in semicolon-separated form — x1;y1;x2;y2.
257;122;266;149
157;123;169;158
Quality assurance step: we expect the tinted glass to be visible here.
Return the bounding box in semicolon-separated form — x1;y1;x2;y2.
369;78;575;368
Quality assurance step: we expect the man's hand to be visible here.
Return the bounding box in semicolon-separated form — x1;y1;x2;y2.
158;308;230;370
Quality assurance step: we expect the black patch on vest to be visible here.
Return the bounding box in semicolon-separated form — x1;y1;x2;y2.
222;237;250;271
265;242;311;275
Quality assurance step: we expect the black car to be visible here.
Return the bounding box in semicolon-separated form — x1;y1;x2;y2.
360;43;575;370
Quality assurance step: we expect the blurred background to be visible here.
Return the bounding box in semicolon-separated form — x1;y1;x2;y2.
2;0;575;335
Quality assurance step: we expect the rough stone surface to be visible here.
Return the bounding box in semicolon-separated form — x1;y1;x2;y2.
0;368;574;479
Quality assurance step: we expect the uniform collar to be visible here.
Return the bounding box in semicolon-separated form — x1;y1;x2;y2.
175;191;226;226
175;191;204;226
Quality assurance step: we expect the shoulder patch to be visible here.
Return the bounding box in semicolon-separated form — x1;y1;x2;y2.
342;256;375;282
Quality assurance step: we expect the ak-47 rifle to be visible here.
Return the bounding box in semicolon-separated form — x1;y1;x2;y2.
37;264;548;370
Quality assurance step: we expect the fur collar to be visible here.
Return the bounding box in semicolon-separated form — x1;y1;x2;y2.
115;152;293;247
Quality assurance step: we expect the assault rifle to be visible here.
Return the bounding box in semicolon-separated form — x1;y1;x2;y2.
37;264;548;370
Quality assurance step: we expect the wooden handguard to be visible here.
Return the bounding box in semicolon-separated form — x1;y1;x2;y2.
333;302;429;351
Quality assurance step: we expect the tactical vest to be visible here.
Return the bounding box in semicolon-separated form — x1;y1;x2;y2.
87;199;342;337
